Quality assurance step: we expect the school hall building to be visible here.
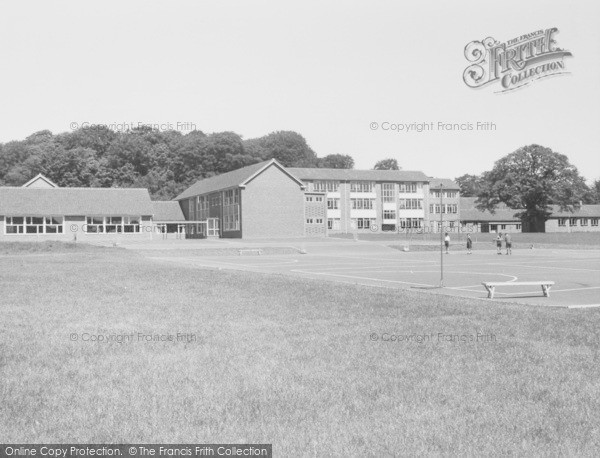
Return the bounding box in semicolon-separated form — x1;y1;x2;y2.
175;159;462;238
0;174;185;241
459;197;600;233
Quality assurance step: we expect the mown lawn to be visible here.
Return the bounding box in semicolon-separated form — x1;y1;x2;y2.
1;245;599;455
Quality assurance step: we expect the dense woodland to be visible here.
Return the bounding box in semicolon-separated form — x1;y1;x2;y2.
0;127;354;200
1;129;598;206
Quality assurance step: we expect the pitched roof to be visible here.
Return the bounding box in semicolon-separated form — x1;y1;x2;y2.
152;201;185;221
460;197;520;222
175;159;305;200
459;198;600;221
22;173;58;188
429;178;460;190
0;187;154;216
287;167;429;182
548;204;600;218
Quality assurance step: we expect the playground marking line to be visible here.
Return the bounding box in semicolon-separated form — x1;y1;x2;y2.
290;269;435;288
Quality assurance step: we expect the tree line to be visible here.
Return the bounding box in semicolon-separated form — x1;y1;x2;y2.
1;131;598;223
0;127;355;199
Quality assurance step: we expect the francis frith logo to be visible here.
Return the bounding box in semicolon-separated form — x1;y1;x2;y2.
463;28;572;93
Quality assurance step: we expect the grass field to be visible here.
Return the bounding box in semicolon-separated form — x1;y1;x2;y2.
1;244;600;455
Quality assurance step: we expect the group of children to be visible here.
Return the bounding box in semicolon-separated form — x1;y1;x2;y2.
443;232;512;255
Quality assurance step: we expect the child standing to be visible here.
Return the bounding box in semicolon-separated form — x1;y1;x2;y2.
504;233;512;255
444;232;450;254
496;233;503;255
466;234;472;254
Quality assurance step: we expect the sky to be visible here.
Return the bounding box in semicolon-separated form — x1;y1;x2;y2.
1;0;598;181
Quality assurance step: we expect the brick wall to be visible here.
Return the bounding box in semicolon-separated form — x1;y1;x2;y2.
241;165;305;238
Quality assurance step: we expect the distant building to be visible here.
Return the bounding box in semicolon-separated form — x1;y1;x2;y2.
428;179;461;233
546;205;600;232
175;159;460;238
0;174;182;241
176;160;307;239
460;197;600;233
460;197;523;233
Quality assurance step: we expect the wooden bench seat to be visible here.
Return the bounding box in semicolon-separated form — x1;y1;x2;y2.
482;281;555;299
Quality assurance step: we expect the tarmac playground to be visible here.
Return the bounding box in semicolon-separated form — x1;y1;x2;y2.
114;237;600;309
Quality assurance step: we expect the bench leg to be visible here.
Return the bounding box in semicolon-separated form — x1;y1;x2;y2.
542;285;550;297
484;286;494;299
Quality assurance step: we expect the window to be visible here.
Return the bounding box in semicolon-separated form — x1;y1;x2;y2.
197;196;209;220
351;198;375;210
223;189;240;231
445;191;457;198
581;218;588;226
315;196;323;202
223;189;239;206
558;218;566;227
399;182;417;193
353;218;375;229
592;219;599;227
314;181;339;192
501;224;506;230
399;218;423;229
430;190;441;198
315;218;323;224
429;204;434;214
5;216;64;235
306;218;314;224
382;183;395;202
350;182;373;193
516;224;522;230
447;204;458;213
85;216;139;233
383;210;396;220
305;196;313;202
327;218;341;230
398;199;423;210
569;218;577;226
327;198;339;210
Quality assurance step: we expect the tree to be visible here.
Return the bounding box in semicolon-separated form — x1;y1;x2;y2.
243;131;318;167
318;154;354;169
583;179;600;204
373;158;399;170
455;174;483;197
477;145;589;232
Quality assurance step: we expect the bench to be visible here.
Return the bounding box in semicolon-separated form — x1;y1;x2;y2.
482;281;555;299
238;248;263;256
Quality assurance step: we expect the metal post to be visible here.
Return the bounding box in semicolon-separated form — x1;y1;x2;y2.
440;183;444;287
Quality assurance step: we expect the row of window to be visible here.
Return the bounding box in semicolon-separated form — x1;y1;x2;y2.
314;198;457;212
430;191;458;198
399;199;423;210
5;216;141;234
558;218;598;227
85;216;141;233
305;196;324;203
351;198;375;210
399;218;424;229
429;204;458;214
313;181;426;195
306;218;324;225
5;216;64;234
